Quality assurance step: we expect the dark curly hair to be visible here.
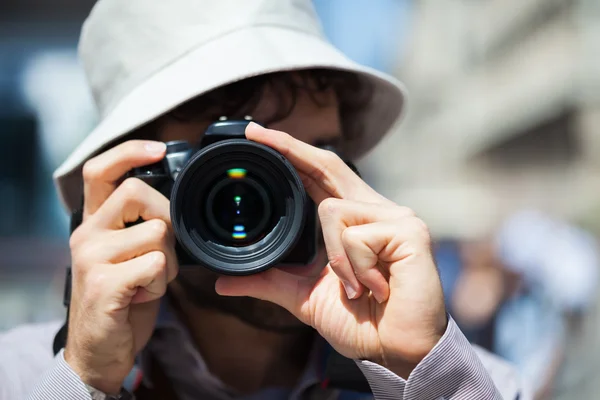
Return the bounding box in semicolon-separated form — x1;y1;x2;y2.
127;68;372;144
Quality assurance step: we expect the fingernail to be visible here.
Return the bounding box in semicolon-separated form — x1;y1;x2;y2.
373;292;387;304
246;121;265;135
342;280;358;300
145;142;166;154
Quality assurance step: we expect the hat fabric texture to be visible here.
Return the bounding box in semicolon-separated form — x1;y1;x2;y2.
54;0;407;212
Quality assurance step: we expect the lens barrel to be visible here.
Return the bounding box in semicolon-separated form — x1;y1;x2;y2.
170;139;308;275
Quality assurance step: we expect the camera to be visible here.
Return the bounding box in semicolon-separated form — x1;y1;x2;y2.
126;118;353;276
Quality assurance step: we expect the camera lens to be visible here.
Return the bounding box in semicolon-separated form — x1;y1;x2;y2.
170;139;309;276
205;170;271;245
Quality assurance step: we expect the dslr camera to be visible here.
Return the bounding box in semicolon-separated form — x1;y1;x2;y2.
125;118;356;276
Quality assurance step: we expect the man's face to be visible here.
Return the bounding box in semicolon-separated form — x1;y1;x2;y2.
159;80;341;332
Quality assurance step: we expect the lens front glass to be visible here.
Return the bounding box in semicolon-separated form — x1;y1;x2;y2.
171;139;310;275
206;168;271;245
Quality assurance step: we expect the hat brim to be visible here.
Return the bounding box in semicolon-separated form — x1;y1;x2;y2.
54;25;407;211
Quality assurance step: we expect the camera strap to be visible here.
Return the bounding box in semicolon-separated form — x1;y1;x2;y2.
52;206;83;356
52;267;70;356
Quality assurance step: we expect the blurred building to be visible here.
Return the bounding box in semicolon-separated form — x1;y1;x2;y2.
0;0;96;328
0;0;96;239
362;0;600;239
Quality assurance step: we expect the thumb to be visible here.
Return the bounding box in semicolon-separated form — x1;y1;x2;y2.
215;268;306;317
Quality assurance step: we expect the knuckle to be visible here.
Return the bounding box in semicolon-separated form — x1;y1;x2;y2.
397;206;417;217
327;252;347;271
83;270;110;298
119;178;145;203
408;217;431;246
81;159;103;183
69;226;85;250
150;251;167;270
147;219;169;239
121;176;144;194
318;197;341;220
320;148;342;166
69;226;95;261
341;226;361;245
71;242;93;268
148;252;168;280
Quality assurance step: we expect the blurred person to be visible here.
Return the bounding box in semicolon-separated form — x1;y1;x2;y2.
0;1;525;399
433;239;464;306
450;240;508;352
449;210;599;399
450;242;558;400
449;242;544;396
494;209;600;399
496;209;599;313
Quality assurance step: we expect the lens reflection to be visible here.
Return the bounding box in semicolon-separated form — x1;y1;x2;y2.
208;172;270;245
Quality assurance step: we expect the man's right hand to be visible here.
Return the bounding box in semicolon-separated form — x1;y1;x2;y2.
64;140;179;395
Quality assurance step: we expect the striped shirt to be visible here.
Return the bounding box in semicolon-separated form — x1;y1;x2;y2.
0;315;527;399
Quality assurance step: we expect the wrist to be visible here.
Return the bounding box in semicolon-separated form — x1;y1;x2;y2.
64;347;126;395
379;314;449;379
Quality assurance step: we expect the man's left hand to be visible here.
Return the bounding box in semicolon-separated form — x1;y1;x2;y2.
215;123;448;378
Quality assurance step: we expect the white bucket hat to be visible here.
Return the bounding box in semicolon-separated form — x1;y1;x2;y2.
53;0;407;212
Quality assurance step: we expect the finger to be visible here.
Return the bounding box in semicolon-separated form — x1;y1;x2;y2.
348;216;436;291
117;250;168;304
318;198;415;299
343;217;435;304
93;219;173;261
107;219;179;283
342;223;391;303
90;177;171;230
246;122;388;204
215;267;311;321
297;171;329;205
82;140;167;218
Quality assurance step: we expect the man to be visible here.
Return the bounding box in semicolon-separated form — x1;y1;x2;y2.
0;0;525;399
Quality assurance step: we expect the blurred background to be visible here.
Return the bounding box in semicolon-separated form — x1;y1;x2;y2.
1;0;600;398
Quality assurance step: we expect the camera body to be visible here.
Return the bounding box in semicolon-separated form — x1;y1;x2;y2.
128;119;320;275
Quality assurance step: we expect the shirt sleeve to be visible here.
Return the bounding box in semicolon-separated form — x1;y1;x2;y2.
26;349;92;400
354;317;528;400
